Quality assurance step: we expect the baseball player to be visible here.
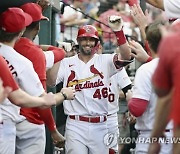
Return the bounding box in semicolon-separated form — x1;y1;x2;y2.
48;15;132;154
148;21;180;154
127;21;173;154
0;55;57;121
107;68;132;154
0;7;75;154
14;3;67;153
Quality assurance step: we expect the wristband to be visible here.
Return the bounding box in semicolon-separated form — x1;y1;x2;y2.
146;56;153;63
61;92;67;100
114;30;127;46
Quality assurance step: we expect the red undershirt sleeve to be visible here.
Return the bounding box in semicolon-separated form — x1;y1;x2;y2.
36;108;56;131
47;46;65;63
128;98;149;117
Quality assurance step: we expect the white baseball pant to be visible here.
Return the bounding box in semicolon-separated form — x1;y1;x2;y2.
16;119;46;154
135;130;173;154
65;116;109;154
0;118;16;154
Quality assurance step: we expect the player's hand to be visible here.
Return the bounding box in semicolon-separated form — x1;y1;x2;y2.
122;113;128;128
130;4;149;30
148;142;161;154
108;15;124;31
129;40;150;63
57;42;72;52
61;87;76;100
127;112;136;124
51;129;65;148
37;0;50;12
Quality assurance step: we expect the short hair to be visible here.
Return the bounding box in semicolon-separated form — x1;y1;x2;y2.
0;29;21;42
25;21;40;31
145;20;165;53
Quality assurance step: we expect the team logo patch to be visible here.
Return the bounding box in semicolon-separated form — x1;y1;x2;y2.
85;27;91;33
104;133;117;148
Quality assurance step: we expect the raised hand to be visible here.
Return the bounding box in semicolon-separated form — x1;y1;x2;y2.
129;40;150;63
108;15;124;31
57;42;72;52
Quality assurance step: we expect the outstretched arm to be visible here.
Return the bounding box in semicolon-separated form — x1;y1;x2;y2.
146;0;164;10
8;90;56;107
130;4;149;42
108;15;131;61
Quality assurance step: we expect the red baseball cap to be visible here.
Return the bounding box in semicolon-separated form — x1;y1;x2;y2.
0;8;32;33
20;3;49;22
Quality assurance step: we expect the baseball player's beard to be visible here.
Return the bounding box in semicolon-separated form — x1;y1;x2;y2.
79;45;94;55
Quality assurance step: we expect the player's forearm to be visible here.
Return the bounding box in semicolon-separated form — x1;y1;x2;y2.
117;42;131;60
151;93;172;138
146;0;164;10
8;89;47;107
114;30;131;60
46;62;60;87
36;108;56;131
54;92;65;105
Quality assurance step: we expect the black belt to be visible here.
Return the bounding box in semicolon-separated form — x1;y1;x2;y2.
137;129;170;135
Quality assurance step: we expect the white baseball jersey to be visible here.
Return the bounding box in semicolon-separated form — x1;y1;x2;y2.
164;0;180;19
132;58;173;130
108;68;131;114
56;53;121;116
44;51;54;70
0;43;44;122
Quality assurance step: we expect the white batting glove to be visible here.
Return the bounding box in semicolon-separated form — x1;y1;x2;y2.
108;15;124;31
57;42;72;52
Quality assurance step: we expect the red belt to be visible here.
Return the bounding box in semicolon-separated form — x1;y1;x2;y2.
69;115;107;123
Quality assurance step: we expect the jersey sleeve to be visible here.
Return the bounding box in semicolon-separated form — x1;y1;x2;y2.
56;60;65;85
0;56;19;91
117;67;132;89
44;51;54;70
18;60;44;96
132;65;152;101
103;54;122;78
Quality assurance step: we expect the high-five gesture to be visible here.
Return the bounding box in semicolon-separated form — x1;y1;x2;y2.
108;15;124;31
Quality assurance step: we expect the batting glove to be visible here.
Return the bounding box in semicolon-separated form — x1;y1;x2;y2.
57;42;72;52
108;15;124;31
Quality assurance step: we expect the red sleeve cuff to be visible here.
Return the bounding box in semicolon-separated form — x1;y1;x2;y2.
48;46;65;63
146;56;153;63
114;30;127;46
128;98;149;117
144;40;152;57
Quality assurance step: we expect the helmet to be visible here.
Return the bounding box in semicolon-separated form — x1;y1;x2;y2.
77;25;99;41
77;25;100;54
